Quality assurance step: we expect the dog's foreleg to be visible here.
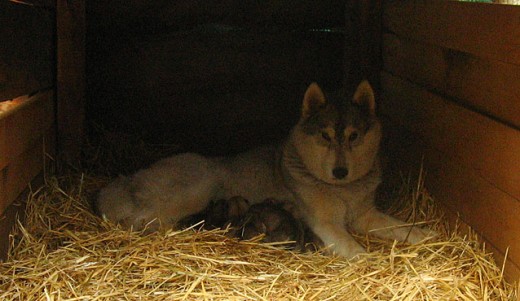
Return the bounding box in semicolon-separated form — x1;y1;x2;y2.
351;207;434;244
310;221;365;258
296;188;366;258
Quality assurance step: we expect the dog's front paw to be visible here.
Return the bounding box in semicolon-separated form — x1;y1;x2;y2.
328;242;366;259
349;244;367;259
406;227;439;244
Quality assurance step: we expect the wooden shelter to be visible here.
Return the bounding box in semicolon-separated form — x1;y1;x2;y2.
1;0;519;284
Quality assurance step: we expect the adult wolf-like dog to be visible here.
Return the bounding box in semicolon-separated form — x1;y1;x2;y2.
96;81;432;258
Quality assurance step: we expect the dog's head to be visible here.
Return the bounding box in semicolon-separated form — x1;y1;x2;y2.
291;80;382;184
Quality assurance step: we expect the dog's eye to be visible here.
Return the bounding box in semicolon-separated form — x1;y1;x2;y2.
349;131;359;143
321;132;331;142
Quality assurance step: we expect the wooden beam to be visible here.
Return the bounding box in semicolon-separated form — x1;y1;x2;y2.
57;0;86;165
383;0;520;65
344;0;383;87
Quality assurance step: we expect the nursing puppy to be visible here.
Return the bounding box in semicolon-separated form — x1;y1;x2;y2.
180;197;307;250
96;81;433;258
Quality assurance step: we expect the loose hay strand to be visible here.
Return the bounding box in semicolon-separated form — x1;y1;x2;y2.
0;173;517;300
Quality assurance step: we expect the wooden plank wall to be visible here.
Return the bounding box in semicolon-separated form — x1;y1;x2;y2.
0;92;55;214
0;0;57;257
381;0;520;281
0;92;55;260
86;0;346;155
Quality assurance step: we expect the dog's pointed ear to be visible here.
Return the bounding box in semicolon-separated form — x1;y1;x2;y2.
353;80;376;116
302;82;327;118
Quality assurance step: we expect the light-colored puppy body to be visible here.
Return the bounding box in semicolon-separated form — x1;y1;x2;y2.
97;81;432;258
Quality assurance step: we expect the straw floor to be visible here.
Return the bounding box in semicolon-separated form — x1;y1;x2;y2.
0;170;516;301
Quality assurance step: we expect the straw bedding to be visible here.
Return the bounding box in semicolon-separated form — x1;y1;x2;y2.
0;128;517;300
0;172;516;301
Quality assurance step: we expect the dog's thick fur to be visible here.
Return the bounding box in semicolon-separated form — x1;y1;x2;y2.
97;81;432;258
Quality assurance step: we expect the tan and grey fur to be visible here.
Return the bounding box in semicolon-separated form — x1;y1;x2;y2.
96;81;433;258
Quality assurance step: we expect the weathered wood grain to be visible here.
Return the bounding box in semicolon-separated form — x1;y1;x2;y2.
0;91;54;171
381;73;520;201
0;125;55;216
383;34;520;129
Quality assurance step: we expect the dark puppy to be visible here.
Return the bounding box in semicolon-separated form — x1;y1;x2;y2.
178;196;249;230
180;197;324;251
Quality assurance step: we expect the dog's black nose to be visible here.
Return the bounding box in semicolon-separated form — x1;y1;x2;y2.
332;167;348;179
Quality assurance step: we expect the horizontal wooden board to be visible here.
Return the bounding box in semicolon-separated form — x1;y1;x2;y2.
380;73;520;201
0;1;54;101
0;91;54;171
0;126;54;215
88;0;345;34
382;33;520;129
383;0;520;65
382;120;520;281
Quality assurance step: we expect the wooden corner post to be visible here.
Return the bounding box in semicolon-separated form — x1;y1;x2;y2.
56;0;86;165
